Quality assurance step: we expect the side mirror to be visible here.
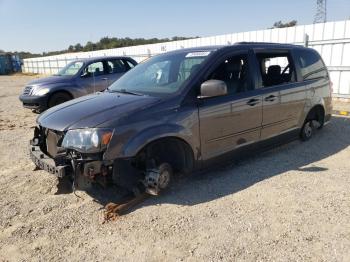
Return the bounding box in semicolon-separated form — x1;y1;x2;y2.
198;80;227;99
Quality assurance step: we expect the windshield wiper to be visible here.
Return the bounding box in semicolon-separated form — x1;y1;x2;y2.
112;89;144;96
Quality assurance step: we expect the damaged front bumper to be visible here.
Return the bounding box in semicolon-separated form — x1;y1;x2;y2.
30;145;69;178
29;126;162;195
29;144;114;182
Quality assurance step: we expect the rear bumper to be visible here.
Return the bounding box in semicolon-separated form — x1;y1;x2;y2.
29;145;69;178
19;95;48;110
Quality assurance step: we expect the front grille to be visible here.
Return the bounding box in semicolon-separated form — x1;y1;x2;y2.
23;86;33;96
46;130;59;157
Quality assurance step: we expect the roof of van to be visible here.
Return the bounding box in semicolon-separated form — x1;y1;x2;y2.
166;42;306;55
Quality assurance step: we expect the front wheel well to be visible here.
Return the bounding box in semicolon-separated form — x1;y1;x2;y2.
47;90;73;107
135;137;195;175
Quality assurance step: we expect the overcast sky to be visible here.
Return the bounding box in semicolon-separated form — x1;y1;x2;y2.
0;0;349;53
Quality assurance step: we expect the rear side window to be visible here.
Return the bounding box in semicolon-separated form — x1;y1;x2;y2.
106;59;127;74
256;52;296;87
295;49;328;80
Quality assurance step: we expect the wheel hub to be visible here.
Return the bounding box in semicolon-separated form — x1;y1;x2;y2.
305;122;312;137
143;163;172;195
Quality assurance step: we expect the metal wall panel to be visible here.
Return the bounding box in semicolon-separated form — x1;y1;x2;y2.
22;20;350;97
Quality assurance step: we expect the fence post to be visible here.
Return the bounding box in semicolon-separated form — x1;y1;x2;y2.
304;33;309;47
49;59;52;75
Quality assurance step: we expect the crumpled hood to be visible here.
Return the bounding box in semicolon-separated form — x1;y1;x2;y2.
28;75;72;86
37;92;160;131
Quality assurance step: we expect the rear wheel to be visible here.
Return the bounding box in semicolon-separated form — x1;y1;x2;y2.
48;92;71;108
300;120;314;141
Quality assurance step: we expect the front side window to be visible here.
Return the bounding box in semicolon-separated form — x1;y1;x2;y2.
108;51;211;96
256;52;296;87
56;61;84;76
81;61;104;77
295;49;328;80
208;54;252;94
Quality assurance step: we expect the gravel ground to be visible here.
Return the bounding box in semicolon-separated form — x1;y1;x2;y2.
0;75;350;262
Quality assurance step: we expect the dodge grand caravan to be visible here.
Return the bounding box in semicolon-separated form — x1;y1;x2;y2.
19;56;137;112
29;43;332;195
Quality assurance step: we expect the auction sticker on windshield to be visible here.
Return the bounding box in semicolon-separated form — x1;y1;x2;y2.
185;51;211;57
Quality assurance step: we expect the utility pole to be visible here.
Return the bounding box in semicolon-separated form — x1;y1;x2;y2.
314;0;327;23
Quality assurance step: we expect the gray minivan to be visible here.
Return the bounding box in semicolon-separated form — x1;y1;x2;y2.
29;43;332;195
19;56;137;112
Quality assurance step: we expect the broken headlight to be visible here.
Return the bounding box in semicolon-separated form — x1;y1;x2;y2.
62;128;113;153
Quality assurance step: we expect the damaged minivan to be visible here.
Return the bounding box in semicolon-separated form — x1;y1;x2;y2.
29;43;332;196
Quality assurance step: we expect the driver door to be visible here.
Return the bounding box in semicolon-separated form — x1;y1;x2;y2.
198;51;262;160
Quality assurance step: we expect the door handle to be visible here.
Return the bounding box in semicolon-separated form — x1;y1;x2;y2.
247;98;260;106
102;78;108;80
264;95;276;102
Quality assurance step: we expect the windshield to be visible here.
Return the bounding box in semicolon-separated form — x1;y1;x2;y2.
56;61;84;76
108;51;211;96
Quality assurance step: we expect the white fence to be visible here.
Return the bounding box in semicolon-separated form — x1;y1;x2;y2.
23;19;350;98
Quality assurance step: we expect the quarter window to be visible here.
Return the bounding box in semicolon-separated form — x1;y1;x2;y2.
295;49;328;80
124;60;136;70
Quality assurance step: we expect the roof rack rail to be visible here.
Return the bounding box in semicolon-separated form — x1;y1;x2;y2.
235;41;280;45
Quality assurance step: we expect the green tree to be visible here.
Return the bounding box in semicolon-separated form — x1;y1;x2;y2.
271;20;297;28
3;35;197;59
74;43;83;52
68;45;74;52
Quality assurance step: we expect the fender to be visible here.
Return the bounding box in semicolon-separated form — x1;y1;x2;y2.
104;123;199;160
122;124;197;157
45;83;86;98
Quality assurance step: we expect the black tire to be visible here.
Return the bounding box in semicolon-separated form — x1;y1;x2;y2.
48;92;71;108
300;120;314;141
316;113;325;130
